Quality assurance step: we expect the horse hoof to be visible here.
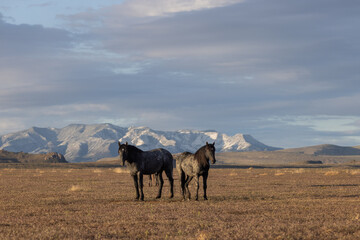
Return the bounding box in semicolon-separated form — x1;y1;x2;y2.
156;196;161;199
204;197;208;200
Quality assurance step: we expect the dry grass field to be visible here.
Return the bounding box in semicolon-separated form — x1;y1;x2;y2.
1;165;360;239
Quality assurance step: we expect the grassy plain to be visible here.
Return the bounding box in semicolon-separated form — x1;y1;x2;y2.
1;165;360;239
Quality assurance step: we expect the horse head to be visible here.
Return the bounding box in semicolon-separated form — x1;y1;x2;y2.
118;141;129;166
205;142;216;164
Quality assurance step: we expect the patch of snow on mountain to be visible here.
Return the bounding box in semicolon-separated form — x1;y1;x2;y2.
222;134;249;151
204;131;218;140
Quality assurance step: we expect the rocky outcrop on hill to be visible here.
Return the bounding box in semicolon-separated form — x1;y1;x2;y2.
43;152;67;163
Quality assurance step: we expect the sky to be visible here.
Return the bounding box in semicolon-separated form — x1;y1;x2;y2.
0;0;360;148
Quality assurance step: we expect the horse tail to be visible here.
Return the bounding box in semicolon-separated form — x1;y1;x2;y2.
174;153;183;176
169;153;174;175
161;149;174;175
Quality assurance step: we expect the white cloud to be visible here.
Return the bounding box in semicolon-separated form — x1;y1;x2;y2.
116;0;244;18
273;115;360;133
46;104;112;115
64;0;245;30
258;69;310;84
0;103;114;135
0;118;26;135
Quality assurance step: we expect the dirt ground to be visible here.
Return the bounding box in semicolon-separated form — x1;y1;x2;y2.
1;166;360;239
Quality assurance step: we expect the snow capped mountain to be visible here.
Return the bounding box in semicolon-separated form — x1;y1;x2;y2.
0;124;280;162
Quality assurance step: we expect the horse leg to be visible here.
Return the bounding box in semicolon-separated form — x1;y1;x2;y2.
195;175;200;201
203;172;208;200
148;175;152;187
180;171;186;200
165;169;174;199
185;176;193;200
183;175;189;199
156;172;164;199
132;174;140;200
155;173;159;186
139;172;144;201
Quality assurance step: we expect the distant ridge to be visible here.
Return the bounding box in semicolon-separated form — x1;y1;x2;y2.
0;150;67;163
0;123;279;162
215;144;360;165
279;144;360;156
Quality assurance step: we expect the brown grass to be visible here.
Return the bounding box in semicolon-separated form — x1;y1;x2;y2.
68;185;86;192
348;169;360;175
324;170;340;176
1;166;360;239
113;167;129;174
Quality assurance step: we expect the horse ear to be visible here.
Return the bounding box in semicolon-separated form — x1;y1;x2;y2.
126;142;128;146
213;141;215;146
206;142;209;146
118;141;121;147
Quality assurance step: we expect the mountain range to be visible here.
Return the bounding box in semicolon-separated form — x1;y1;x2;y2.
0;123;279;162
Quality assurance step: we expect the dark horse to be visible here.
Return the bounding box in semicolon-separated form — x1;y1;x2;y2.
118;142;174;201
176;142;216;200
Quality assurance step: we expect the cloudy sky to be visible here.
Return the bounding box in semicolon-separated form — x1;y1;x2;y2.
0;0;359;148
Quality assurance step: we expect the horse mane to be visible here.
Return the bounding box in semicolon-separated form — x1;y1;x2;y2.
194;146;209;166
182;152;193;157
126;144;143;162
127;144;143;153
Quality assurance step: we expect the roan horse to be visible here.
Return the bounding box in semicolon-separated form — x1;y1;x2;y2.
118;142;174;201
176;142;216;200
